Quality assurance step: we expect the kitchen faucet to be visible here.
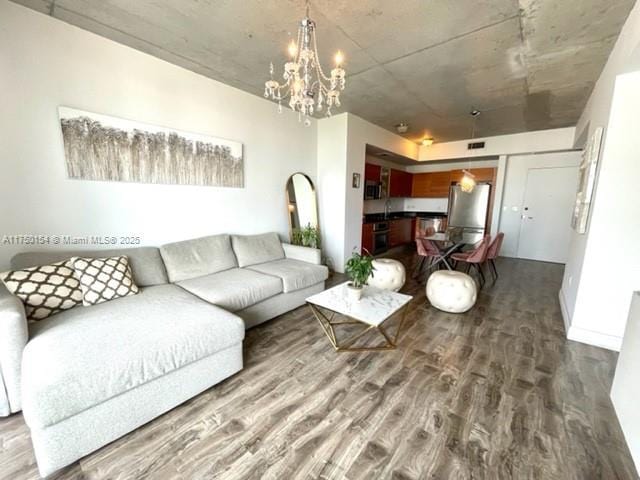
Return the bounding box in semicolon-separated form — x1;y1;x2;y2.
384;197;391;219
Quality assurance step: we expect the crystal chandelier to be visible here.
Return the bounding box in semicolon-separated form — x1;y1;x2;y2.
459;110;480;193
264;0;346;126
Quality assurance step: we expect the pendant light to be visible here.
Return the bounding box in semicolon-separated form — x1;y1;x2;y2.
459;110;480;193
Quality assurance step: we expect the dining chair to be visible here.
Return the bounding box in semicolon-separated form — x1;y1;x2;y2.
413;238;442;281
485;232;505;281
450;235;491;287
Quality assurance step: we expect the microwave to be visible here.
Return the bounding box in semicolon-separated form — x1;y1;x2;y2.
364;181;381;200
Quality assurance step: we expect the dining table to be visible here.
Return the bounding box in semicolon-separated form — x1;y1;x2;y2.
420;229;485;271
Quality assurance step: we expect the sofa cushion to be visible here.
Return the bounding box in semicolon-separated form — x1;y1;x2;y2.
231;233;285;268
247;259;329;293
177;268;282;312
22;284;244;429
160;234;237;282
11;247;168;287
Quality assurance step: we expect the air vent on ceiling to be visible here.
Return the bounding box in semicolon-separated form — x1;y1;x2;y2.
467;141;485;150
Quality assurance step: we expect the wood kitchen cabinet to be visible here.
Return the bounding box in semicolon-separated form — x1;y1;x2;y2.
388;218;413;247
364;163;381;182
361;223;374;254
450;168;496;184
389;169;413;197
411;171;451;198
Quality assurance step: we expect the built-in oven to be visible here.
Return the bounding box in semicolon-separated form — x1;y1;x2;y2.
372;221;389;254
364;180;381;200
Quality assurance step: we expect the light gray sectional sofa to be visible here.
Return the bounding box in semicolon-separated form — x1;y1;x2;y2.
0;233;327;477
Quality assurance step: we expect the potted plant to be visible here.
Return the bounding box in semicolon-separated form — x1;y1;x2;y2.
344;250;374;301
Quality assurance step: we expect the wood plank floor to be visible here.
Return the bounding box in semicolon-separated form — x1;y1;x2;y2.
1;252;638;479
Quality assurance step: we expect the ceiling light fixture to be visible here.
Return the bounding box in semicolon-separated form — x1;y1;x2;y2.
460;110;481;193
395;123;409;134
421;137;434;147
264;0;346;126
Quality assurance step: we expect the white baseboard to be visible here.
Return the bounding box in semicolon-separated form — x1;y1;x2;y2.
567;325;622;351
559;289;622;351
558;289;571;333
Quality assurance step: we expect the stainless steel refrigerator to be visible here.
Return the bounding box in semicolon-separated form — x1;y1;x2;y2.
447;184;491;235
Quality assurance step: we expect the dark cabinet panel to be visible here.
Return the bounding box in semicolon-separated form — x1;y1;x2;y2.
364;163;381;182
388;218;413;247
390;169;413;197
361;223;374;254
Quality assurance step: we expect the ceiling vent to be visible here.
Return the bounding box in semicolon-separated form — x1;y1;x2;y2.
467;141;485;150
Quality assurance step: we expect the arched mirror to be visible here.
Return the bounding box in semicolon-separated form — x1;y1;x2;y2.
286;173;320;248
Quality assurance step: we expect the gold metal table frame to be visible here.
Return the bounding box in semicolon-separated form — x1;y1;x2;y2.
307;302;410;352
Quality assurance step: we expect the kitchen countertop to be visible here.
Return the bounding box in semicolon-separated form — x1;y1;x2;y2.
363;211;447;224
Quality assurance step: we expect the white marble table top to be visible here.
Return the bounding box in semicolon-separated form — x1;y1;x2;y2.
306;282;412;327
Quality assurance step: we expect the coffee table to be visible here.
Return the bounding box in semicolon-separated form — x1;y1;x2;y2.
306;282;413;352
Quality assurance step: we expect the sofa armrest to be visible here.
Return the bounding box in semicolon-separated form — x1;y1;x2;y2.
282;243;322;265
0;283;28;415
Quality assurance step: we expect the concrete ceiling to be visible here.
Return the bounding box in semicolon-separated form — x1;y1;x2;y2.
12;0;636;143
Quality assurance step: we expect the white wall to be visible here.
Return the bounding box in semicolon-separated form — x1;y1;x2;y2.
563;71;640;350
611;292;640;472
498;151;581;258
316;113;418;272
0;2;317;270
561;2;640;350
418;127;576;161
316;115;348;271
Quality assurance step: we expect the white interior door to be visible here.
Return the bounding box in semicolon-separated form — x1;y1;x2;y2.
517;166;579;263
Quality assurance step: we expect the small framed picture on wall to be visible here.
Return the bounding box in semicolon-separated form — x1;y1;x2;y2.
352;173;361;188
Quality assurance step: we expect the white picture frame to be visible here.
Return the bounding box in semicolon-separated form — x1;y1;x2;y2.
571;127;603;234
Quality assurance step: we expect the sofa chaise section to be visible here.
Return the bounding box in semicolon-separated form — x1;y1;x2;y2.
22;283;244;476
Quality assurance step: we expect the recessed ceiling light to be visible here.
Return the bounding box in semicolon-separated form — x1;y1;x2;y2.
421;137;434;147
395;123;409;134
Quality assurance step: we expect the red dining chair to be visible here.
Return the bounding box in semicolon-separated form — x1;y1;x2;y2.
413;238;442;281
451;235;491;287
485;232;504;281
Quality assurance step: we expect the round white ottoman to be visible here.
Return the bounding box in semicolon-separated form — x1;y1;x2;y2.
426;270;477;313
367;258;406;292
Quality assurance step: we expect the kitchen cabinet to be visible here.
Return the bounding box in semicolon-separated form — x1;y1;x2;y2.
388;218;412;247
450;168;496;184
361;222;374;254
411;171;451;198
389;169;413;197
364;163;381;182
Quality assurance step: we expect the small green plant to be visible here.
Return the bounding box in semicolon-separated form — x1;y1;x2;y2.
301;223;320;249
345;250;374;289
292;224;320;249
291;228;303;246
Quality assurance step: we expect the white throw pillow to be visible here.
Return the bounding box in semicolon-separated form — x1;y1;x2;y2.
71;255;139;306
1;260;83;321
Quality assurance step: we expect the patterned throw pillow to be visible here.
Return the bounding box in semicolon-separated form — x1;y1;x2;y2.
0;260;83;321
71;255;139;306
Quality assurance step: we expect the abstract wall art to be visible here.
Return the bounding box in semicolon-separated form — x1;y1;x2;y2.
58;107;244;187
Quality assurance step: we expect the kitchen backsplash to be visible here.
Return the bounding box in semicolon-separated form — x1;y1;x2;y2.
363;197;448;214
362;198;404;214
403;197;448;212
